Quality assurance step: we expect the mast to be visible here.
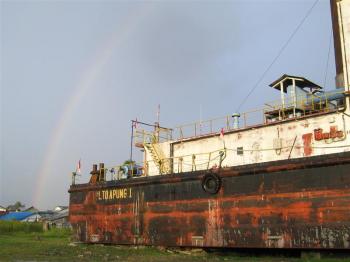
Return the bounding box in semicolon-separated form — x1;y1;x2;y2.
331;0;350;112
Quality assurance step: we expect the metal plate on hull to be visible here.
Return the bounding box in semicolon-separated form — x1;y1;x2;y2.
69;152;350;249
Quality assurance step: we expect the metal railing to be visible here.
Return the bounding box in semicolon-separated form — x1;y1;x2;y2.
95;148;227;181
133;128;172;147
161;90;345;141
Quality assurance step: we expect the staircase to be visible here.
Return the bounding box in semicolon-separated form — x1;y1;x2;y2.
144;143;171;174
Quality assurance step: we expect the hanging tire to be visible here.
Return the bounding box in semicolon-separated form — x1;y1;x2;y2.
202;173;221;194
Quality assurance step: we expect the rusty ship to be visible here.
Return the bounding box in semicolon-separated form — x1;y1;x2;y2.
69;0;350;249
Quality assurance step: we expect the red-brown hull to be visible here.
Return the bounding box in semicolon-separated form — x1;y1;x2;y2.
69;152;350;249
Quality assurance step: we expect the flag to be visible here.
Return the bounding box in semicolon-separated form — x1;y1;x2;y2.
132;118;138;129
76;159;81;174
220;128;224;139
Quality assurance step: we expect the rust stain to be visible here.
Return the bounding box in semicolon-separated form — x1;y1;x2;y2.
70;186;350;248
69;152;350;249
302;133;313;156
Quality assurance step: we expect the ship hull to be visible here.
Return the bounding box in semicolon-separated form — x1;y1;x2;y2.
69;151;350;249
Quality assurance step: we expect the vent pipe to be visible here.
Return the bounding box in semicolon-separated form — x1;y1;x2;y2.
232;113;240;129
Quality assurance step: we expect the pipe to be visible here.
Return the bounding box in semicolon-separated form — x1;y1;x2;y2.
305;89;345;105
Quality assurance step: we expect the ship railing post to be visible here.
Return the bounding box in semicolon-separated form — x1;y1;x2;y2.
158;159;162;175
292;78;296;117
180;157;183;173
243;113;247;128
144;161;148;177
219;150;226;168
192;154;196;171
177;157;180;173
280;81;285;113
207;152;212;170
175;157;177;173
130;162;134;178
168;129;173;141
178;157;182;173
278;109;281;120
262;109;265;124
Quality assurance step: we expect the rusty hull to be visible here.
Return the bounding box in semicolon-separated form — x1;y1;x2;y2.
69;151;350;249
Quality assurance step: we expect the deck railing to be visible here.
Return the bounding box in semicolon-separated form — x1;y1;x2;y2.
136;90;345;142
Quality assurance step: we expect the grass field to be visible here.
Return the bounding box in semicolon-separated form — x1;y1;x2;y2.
1;222;350;261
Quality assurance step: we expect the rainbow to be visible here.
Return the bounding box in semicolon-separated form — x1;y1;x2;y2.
33;4;155;208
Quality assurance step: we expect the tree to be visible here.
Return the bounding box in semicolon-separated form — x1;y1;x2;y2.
7;201;25;211
123;160;135;165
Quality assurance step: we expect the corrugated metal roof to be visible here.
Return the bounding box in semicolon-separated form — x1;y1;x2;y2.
50;209;69;221
269;74;322;93
0;212;33;221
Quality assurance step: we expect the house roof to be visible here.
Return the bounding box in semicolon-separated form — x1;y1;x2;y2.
50;209;69;221
24;206;39;212
22;213;42;220
37;211;55;220
54;206;68;211
269;74;323;93
0;212;33;221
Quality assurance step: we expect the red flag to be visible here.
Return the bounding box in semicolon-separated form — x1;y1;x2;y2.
76;159;81;174
220;128;224;139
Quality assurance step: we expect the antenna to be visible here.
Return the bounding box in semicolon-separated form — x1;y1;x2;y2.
157;104;160;126
199;104;202;134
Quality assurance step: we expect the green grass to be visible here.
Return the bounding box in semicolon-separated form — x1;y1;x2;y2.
0;232;206;262
0;220;43;234
0;229;350;261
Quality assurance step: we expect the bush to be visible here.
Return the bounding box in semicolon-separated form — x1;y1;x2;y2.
0;220;43;234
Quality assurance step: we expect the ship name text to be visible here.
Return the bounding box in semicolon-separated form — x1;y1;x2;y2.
96;188;132;201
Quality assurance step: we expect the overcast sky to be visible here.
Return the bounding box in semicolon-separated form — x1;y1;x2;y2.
1;0;335;209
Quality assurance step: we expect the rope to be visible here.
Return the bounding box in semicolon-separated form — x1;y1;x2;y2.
102;143;350;175
323;29;333;88
181;153;222;166
141;143;350;168
236;0;320;111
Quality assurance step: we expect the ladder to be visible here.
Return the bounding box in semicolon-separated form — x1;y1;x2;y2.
144;143;171;174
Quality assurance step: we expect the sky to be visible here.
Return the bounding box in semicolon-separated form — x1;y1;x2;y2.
0;0;336;209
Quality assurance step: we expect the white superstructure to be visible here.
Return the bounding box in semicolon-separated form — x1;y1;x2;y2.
138;77;349;176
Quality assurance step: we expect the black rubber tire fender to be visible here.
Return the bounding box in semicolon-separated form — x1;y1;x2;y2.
201;173;221;194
